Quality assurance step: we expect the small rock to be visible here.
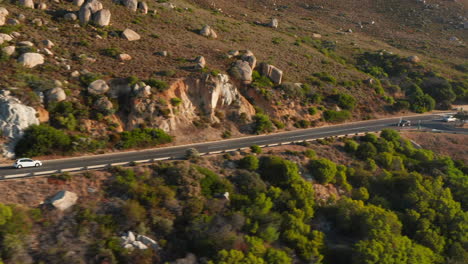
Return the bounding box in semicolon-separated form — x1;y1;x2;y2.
73;0;85;6
70;71;80;78
127;231;136;242
121;28;140;41
18;53;45;68
11;32;21;38
132;241;148;250
32;18;43;26
93;9;111;27
64;13;78;21
156;51;168;56
407;55;421;63
118;53;132;61
268;18;278;28
312;33;322;39
42;39;54;49
37;3;47;10
46;87;66;102
194;56;206;69
18;41;34;47
17;14;26;21
7;18;20;26
42;48;54;56
0;7;9;17
88;79;109;94
19;0;35;9
199;25;217;39
160;2;175;9
2;46;15;56
138;1;148;14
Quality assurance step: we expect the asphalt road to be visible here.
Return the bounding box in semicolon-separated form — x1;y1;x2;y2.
0;113;461;178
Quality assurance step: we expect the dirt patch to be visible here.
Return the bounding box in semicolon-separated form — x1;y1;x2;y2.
401;131;468;163
0;171;109;207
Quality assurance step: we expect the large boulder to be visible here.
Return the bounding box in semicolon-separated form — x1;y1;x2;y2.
73;0;85;6
18;53;45;68
46;88;66;103
199;25;217;39
49;191;78;211
88;79;109;95
2;46;15;56
122;0;138;11
0;7;8;26
121;28;140;41
79;0;103;24
260;63;283;85
64;13;78;21
138;1;148;14
19;0;35;9
93;9;111;26
0;33;13;44
230;60;252;84
241;50;256;70
0;92;39;139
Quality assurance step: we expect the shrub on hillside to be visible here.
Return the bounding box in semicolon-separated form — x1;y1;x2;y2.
117;128;172;149
239;155;259;171
335;93;357;110
309;158;337;184
253;114;274;134
323;110;351;122
15;124;71;157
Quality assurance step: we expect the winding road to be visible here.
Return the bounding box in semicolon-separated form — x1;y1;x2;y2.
0;113;464;179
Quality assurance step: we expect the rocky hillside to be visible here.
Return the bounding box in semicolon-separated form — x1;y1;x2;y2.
0;0;467;158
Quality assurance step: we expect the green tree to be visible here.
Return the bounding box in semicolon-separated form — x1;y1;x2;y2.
259;156;300;187
15;124;71;157
239;155;259;171
356;142;377;160
253;114;274;134
264;248;292;264
0;204;12;225
309;158;337;184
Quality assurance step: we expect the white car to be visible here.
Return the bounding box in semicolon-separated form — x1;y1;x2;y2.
14;158;42;169
442;115;457;122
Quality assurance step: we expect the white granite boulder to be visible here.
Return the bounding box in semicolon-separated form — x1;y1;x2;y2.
18;53;45;68
50;191;78;211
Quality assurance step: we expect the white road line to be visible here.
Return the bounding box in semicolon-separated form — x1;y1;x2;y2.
153;157;171;161
134;159;151;163
4;173;31;178
111;162;129;166
34;170;58;175
87;164;107;169
61;167;83;172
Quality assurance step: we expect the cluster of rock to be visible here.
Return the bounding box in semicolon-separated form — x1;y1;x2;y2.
0;90;40;158
78;0;111;26
199;25;218;39
121;231;159;250
114;0;148;14
229;50;283;85
49;191;78;211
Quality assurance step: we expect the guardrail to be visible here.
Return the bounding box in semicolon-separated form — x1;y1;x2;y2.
0;130;389;180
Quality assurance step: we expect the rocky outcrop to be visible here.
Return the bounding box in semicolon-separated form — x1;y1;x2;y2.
79;0;104;24
0;91;39;158
260;62;283;85
199;25;217;39
122;0;138;12
121;28;140;41
93;9;111;27
88;79;109;95
127;74;255;131
121;231;159;250
49;191;78;211
18;53;45;68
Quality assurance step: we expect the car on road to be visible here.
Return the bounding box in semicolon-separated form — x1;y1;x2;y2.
397;120;411;127
442;115;457;122
14;158;42;169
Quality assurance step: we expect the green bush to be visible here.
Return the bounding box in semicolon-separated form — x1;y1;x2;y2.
308;107;318;115
239;155;259;171
253;114;274;134
250;145;262;154
100;47;122;58
170;97;182;106
335;93;357;110
252;70;273;88
146;79;169;92
323;110;351;122
312;72;337;84
344;140;359;153
356;142;377;160
309;158;337;184
15;124;71;157
197;167;232;198
117;128;172;149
